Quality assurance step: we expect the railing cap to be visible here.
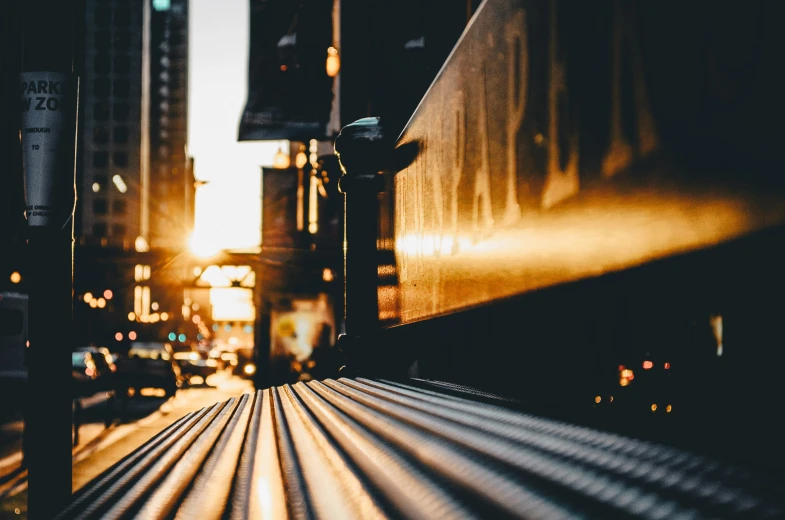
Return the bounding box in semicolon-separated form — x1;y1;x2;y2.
334;117;393;185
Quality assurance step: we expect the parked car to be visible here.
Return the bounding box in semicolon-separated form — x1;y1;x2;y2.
235;347;257;380
173;349;218;384
115;342;182;397
71;348;116;398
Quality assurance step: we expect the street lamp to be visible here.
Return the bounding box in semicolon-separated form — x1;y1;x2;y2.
326;47;340;77
273;147;290;169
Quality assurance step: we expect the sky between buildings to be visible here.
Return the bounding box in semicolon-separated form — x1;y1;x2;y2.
188;0;287;253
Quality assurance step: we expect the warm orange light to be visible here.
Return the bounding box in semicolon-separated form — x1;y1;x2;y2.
651;404;657;412
322;268;334;282
161;312;169;321
619;378;629;387
128;312;136;321
666;405;672;413
594;396;601;404
10;272;21;284
192;315;201;324
128;331;137;340
272;147;290;169
642;360;653;370
89;299;98;308
618;365;625;371
609;396;614;402
83;292;93;303
189;232;222;259
103;289;113;300
97;298;106;309
115;332;123;341
664;362;671;370
295;150;308;169
326;47;340;77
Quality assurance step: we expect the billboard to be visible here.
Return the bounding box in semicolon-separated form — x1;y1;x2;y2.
239;0;335;141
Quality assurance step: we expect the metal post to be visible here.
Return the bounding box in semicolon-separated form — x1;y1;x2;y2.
334;117;388;373
20;0;80;516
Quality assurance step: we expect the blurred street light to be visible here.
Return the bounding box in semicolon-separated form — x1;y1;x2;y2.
10;272;21;284
273;147;290;169
326;46;340;77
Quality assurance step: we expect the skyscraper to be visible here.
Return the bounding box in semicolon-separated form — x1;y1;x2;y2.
78;0;191;252
75;0;192;346
79;0;145;250
149;0;192;251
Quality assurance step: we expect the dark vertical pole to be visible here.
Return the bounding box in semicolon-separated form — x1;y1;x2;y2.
334;117;387;372
21;0;80;517
253;297;272;389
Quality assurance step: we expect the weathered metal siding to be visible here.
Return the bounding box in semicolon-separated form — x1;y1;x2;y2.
383;0;785;324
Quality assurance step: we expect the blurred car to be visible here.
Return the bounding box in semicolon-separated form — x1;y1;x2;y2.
235;347;257;379
76;345;118;372
173;349;218;384
71;348;116;398
115;342;183;397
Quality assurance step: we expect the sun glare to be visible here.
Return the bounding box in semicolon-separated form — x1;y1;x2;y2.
188;232;222;259
188;0;286;255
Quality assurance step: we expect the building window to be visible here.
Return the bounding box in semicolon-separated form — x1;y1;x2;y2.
92;222;107;238
114;79;130;98
93;78;110;98
94;174;108;189
94;56;111;74
113;103;129;121
93;127;109;144
113;152;128;168
95;31;111;48
114;8;131;26
112;199;127;215
94;102;110;121
114;31;130;51
112;224;126;237
93;151;108;168
113;126;129;144
114;56;131;74
94;7;111;25
92;199;108;215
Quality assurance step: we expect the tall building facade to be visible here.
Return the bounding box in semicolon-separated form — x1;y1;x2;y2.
79;0;191;252
80;0;145;250
149;0;192;250
75;0;192;347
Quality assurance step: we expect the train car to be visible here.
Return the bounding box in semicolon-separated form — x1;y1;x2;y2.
352;0;785;474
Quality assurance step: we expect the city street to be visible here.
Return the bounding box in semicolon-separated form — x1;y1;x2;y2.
0;370;252;519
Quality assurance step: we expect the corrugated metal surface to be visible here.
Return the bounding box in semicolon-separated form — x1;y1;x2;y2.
56;378;783;519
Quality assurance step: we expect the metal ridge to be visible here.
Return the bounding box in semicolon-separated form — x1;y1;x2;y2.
55;378;783;519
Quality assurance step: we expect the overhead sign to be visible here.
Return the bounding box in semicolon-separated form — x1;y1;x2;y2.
238;0;335;141
19;71;76;228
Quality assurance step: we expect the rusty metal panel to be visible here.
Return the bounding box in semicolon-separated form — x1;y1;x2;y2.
383;0;785;324
55;379;783;519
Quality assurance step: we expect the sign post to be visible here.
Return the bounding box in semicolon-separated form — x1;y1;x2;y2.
19;1;80;517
